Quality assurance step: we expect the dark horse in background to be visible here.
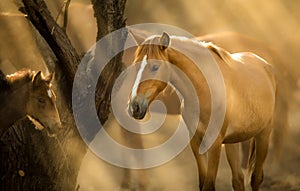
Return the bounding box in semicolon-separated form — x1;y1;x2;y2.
0;69;61;137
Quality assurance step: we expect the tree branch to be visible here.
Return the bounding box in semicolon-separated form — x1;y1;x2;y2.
63;0;72;32
21;0;80;88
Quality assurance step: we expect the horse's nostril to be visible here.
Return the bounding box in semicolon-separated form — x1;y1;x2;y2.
129;97;148;119
135;103;140;112
129;102;136;115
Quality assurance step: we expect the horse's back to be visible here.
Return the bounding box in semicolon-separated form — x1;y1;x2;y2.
232;52;276;89
230;52;276;102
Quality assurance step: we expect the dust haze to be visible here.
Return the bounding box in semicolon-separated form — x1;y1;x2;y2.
0;0;299;190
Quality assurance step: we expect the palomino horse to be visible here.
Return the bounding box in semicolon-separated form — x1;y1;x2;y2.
124;31;289;169
128;32;276;191
0;69;61;137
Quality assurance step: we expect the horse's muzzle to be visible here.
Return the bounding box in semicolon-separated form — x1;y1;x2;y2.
129;96;148;120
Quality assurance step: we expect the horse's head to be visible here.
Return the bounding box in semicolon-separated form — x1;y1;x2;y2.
26;71;62;130
129;32;172;119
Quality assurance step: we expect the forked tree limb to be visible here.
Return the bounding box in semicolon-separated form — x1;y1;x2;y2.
21;0;80;88
22;0;128;124
5;1;128;190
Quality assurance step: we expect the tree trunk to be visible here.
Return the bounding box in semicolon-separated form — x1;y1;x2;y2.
0;0;127;190
91;0;127;124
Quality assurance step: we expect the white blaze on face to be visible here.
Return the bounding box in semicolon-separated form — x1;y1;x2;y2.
131;55;148;100
47;89;52;98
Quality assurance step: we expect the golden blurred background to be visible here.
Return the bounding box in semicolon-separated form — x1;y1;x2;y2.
1;0;299;98
1;0;300;77
0;0;299;190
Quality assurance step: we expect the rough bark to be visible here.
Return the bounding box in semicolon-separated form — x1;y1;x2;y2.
0;118;75;191
91;0;127;124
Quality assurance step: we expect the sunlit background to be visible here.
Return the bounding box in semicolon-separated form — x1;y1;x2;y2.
0;0;299;190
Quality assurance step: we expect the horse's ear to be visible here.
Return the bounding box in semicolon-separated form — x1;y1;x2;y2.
160;32;170;50
45;72;54;84
32;71;43;86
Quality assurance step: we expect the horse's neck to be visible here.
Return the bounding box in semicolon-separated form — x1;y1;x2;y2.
167;40;214;125
0;84;28;136
167;38;214;90
168;67;201;130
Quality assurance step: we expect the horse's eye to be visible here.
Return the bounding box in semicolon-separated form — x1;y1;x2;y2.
151;65;159;72
38;98;46;104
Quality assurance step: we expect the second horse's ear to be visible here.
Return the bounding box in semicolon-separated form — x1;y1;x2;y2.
160;32;170;50
32;71;42;87
45;72;54;84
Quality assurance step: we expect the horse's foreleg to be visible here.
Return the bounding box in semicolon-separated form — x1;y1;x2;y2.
241;140;250;169
120;168;132;190
196;154;207;190
251;126;272;191
191;134;207;189
119;129;148;190
137;170;148;190
202;142;222;191
225;143;245;191
120;169;148;191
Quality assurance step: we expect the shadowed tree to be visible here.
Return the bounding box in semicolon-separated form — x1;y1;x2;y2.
0;0;127;190
91;0;127;124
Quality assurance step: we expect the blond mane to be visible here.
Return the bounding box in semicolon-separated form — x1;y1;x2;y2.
136;35;233;65
203;42;233;64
